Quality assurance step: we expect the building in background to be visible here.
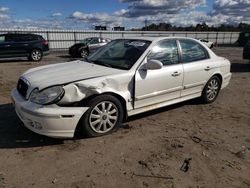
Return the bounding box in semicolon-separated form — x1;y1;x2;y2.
95;26;107;30
113;27;125;31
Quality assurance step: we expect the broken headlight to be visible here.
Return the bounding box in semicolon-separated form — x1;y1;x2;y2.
30;86;64;105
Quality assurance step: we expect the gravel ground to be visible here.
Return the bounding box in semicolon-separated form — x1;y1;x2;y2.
0;48;250;188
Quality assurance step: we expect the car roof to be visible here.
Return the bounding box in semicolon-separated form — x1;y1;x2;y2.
115;36;198;42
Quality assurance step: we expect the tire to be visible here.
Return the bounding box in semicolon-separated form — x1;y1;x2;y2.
201;76;221;103
79;48;89;58
29;49;43;61
80;95;124;137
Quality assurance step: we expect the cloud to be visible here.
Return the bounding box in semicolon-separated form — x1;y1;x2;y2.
117;0;206;18
0;18;67;29
0;6;9;13
212;0;250;23
0;14;9;20
52;12;62;17
70;11;123;26
0;6;9;21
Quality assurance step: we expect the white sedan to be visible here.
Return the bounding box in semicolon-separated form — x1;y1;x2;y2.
11;37;232;138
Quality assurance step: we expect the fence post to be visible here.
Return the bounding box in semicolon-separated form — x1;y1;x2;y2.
74;32;77;44
46;31;50;48
223;32;225;44
230;32;233;44
215;32;218;46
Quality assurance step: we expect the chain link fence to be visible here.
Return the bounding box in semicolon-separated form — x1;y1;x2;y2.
0;29;240;49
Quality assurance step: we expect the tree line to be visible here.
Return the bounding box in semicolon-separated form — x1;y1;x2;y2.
132;22;250;32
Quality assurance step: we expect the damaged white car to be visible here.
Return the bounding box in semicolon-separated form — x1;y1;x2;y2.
11;37;232;138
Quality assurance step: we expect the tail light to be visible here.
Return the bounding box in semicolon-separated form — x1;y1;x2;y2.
42;40;49;45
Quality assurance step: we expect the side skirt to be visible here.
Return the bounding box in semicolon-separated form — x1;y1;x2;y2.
128;92;201;117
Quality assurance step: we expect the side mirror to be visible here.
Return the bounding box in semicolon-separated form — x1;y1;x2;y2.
145;59;163;70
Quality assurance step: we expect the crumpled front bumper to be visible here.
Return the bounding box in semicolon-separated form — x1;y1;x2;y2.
11;88;89;138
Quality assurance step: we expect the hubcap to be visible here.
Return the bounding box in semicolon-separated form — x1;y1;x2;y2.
32;51;41;61
89;101;118;133
81;50;88;58
206;79;219;101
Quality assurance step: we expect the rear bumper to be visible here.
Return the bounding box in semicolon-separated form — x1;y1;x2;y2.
11;88;88;138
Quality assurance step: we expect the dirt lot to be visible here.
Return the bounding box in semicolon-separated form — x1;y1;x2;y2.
0;48;250;188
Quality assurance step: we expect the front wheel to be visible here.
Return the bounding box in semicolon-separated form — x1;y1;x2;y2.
80;49;89;58
201;76;221;103
81;95;124;137
29;49;43;61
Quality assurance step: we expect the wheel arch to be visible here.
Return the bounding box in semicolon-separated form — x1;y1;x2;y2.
201;73;223;92
212;73;223;84
78;92;128;122
29;48;43;54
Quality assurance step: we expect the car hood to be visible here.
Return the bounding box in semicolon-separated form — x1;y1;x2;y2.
22;60;125;90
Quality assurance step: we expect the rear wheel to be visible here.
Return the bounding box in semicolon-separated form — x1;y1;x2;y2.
201;76;221;103
81;95;124;137
29;49;43;61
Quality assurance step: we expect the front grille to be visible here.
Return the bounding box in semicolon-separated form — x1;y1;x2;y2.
17;78;29;98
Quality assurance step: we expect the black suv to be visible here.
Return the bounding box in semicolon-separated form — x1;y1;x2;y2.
243;40;250;61
0;33;49;61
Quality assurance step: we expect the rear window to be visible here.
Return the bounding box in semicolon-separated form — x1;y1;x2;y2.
179;39;209;63
21;35;41;41
0;35;5;43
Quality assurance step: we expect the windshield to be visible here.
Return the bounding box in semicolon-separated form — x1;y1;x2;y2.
87;39;151;70
80;38;94;44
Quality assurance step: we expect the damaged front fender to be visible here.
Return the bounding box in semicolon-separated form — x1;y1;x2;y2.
57;76;133;111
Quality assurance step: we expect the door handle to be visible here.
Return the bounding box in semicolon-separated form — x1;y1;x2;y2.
23;44;29;46
204;66;211;71
172;71;181;77
4;45;11;47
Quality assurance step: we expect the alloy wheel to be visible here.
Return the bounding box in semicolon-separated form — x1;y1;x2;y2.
89;101;118;133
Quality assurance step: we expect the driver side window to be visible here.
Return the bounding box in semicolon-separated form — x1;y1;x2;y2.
89;38;99;44
148;40;179;66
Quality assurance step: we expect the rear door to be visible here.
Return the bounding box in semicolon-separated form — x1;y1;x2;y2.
178;39;216;97
10;35;31;55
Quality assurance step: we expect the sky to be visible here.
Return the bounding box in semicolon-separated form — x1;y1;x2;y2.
0;0;249;29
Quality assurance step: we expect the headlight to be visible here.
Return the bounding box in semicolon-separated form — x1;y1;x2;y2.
30;86;64;105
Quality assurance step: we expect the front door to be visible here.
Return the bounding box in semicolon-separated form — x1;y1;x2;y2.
134;40;184;109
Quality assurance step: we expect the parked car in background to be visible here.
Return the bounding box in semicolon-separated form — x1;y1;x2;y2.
243;40;250;61
198;39;214;48
238;32;250;47
0;33;49;61
11;37;232;138
69;37;111;58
